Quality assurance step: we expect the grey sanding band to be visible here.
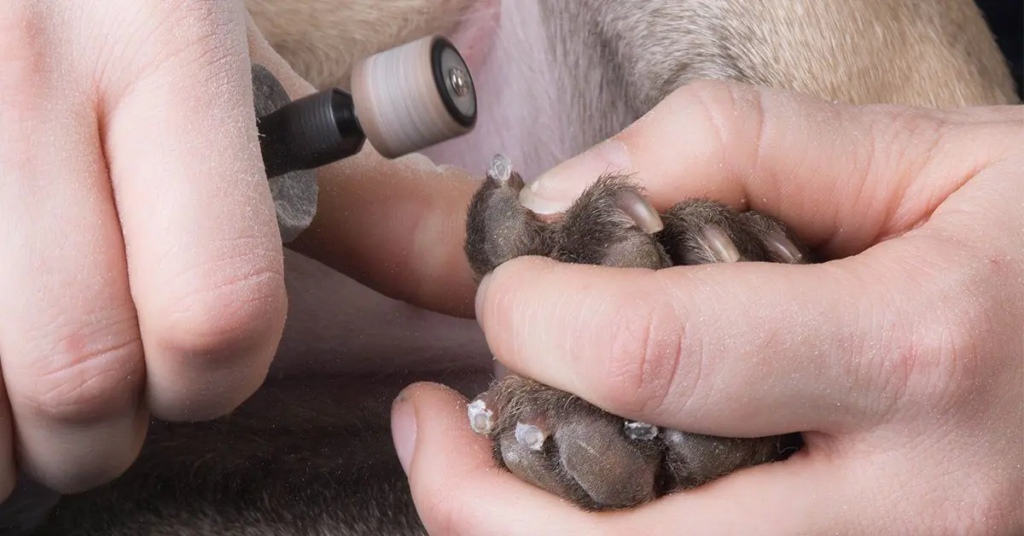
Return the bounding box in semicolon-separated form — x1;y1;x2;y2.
251;63;319;244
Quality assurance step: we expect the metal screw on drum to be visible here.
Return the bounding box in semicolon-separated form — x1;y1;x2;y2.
449;67;469;96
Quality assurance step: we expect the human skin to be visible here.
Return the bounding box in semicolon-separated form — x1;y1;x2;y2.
391;80;1024;535
0;1;476;502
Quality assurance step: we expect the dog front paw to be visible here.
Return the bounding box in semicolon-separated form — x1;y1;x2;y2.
468;375;662;510
468;375;798;511
462;155;808;510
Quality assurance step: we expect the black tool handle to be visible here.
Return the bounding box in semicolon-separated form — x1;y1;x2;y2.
257;89;365;178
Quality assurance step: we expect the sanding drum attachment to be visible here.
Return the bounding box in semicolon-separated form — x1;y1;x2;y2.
255;34;476;179
351;35;477;158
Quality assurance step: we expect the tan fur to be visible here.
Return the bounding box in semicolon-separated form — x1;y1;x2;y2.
720;0;1018;106
249;0;1017;107
245;0;474;90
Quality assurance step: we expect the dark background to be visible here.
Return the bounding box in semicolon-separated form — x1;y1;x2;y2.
976;0;1023;99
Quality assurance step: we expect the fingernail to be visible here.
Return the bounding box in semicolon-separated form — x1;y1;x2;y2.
519;139;632;214
391;391;417;474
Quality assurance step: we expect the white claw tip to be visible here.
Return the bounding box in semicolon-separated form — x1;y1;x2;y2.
624;420;659;441
515;422;548;451
487;154;513;183
468;399;494;435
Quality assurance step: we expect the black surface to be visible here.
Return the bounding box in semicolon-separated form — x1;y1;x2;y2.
976;0;1023;99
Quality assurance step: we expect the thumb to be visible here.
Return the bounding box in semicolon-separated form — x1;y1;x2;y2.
519;80;1019;258
391;382;599;535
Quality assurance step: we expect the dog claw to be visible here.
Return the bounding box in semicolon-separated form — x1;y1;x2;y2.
624;420;659;441
701;224;741;263
487;153;512;182
763;230;804;263
515;420;550;451
613;188;664;234
468;397;496;435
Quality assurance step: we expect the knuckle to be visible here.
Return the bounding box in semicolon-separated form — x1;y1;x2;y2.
847;306;917;421
16;315;143;423
852;240;1018;423
132;1;237;52
670;80;747;139
905;316;980;408
867;107;946;177
673;78;750;109
664;79;767;177
152;254;286;357
900;263;997;409
597;284;688;417
105;1;247;98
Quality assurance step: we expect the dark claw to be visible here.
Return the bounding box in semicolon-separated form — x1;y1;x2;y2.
554;174;671;269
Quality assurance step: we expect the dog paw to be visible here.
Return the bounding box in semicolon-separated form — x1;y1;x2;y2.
468;375;663;510
463;155;808;510
468;375;799;510
464;155;673;275
464;154;550;278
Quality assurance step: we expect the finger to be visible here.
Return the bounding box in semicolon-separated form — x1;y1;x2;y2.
519;80;1022;258
290;159;481;318
99;2;287;421
598;439;852;536
397;382;857;535
395;382;604;535
0;6;147;492
476;243;933;437
244;18;481;319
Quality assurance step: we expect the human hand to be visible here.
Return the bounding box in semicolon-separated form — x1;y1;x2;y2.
243;16;481;321
391;80;1024;534
0;1;483;502
0;0;288;500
